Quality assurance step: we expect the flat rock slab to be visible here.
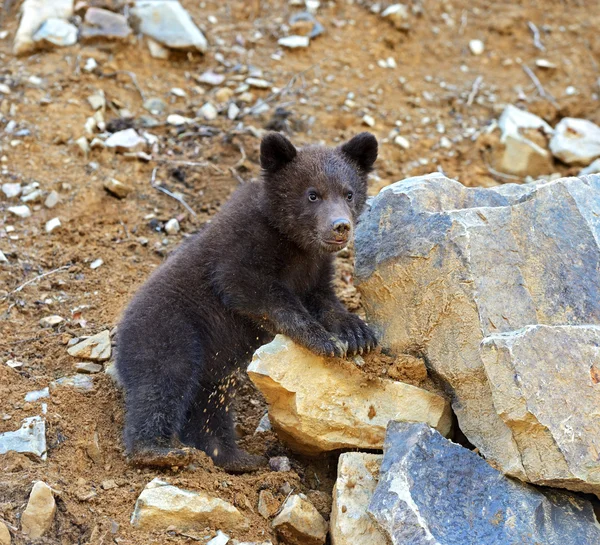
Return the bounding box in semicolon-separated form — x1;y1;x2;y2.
0;416;46;460
81;8;132;41
248;336;451;455
131;478;248;532
67;330;111;361
131;1;208;52
355;174;600;492
368;422;600;545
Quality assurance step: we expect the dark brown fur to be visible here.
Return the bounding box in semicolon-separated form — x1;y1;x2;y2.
115;132;379;472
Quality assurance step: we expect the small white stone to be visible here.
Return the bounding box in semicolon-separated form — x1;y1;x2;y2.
33;18;78;47
535;59;557;69
28;75;43;86
394;135;410;149
439;136;452;149
199;102;218;121
0;83;10;94
165;218;180;235
40;315;63;328
90;258;104;270
25;388;50;402
0;250;8;264
245;77;271;89
8;205;31;218
305;0;320;13
171;87;187;97
167;114;193;126
278;35;310;48
469;39;485;55
88;94;105;111
565;86;577;96
227;103;240;120
2;182;22;198
45;217;61;233
83;58;98;72
362;114;376;127
146;38;170;59
207;531;230;545
44;191;60;209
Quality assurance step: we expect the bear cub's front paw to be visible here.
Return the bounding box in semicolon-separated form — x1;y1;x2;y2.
332;312;378;356
302;323;348;358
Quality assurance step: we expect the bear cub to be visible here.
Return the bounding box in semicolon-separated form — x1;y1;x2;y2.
115;132;379;472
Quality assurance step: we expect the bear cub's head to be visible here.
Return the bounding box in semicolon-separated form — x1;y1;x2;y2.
260;132;378;254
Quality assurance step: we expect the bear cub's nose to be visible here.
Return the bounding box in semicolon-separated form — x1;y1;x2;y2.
332;218;351;238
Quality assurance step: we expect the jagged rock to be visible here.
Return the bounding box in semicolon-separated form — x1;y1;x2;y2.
208;531;229;545
2;183;21;198
271;494;327;545
104;178;131;199
495;105;554;177
368;422;600;545
550;117;600;165
130;1;208;53
8;205;31;218
33;18;78;47
67;330;111;361
105;129;146;153
21;481;56;539
0;416;46;460
131;478;248;532
0;521;10;545
13;0;73;55
248;335;451;455
258;490;279;519
80;8;132;41
331;453;386;545
355;173;600;493
75;362;103;374
51;374;94;392
24;388;49;402
269;456;291;472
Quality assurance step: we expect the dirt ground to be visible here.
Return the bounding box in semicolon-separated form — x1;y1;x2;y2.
1;0;599;543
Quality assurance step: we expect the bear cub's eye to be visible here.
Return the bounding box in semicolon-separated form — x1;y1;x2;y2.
308;191;319;202
346;191;354;202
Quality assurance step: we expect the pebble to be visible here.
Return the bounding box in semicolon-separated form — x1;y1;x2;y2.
0;416;47;460
40;315;63;328
21;482;56;539
167;114;193;126
8;205;31;218
45;217;61;233
362;114;376;127
75;362;103;374
215;87;234;103
104;178;131;199
228;103;240;120
278;35;310;48
246;77;271;89
536;59;557;69
143;97;167;114
208;531;230;545
0;251;8;264
80;8;132;41
196;71;226;86
199;102;218;121
90;258;104;270
146;37;170;59
0;83;10;94
102;479;118;490
565;86;577;96
88;94;106;111
67;330;111;361
269;456;292;472
84;58;98;72
440;136;452;149
33;18;78;47
165;218;180;235
25;388;50;402
469;39;485;55
394;135;410;149
21;189;43;203
5;360;23;369
44;190;60;208
105;129;146;152
2;182;21;198
171;87;187;97
75;136;90;155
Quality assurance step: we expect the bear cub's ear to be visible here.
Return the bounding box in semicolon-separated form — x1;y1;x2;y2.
260;132;297;172
339;132;378;173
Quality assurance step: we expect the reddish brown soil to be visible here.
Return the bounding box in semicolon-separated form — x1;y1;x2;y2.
1;0;599;543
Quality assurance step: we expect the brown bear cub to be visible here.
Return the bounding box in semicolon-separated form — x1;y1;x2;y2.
115;132;379;472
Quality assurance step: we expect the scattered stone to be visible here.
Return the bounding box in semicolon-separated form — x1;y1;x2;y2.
102;479;118;490
143;97;167;114
278;35;310;48
75;136;90;155
580;158;600;175
81;8;132;41
146;37;170;59
90;258;103;270
5;360;23;369
199;102;218;121
167;114;193;126
2;182;21;198
0;84;10;94
331;453;386;545
131;1;208;53
393;135;410;149
67;330;111;361
104;178;131;199
255;413;271;433
271;494;327;545
258;490;279;519
215;87;234;103
469;38;485;55
208;531;230;545
550;117;600;165
289;12;324;39
75;362;103;374
355;173;600;491
33;18;78;48
45;217;61;233
0;521;10;545
0;251;8;264
13;0;74;55
21;189;43;203
50;374;94;392
0;416;47;460
362;114;375;127
88;94;106;111
269;456;291;472
24;388;50;402
39;314;63;327
104;361;122;386
21;482;56;539
105;129;146;152
86;432;102;464
8;205;31;218
248;336;451;455
84;57;99;72
227;103;240;120
536;59;557;69
196;71;226;86
495;104;554;177
368;422;600;545
131;478;248;532
164;218;180;235
44;190;60;208
245;78;271;89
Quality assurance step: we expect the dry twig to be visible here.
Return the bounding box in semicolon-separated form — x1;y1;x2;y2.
467;76;484;106
2;264;72;300
150;167;198;217
522;64;559;108
527;22;545;51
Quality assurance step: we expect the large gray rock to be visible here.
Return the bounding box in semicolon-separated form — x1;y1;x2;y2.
13;0;73;55
355;174;600;493
0;416;46;460
368;422;600;545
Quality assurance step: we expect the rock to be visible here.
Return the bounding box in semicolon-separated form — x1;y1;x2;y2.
255;413;271;433
248;336;451;455
45;217;61;233
146;37;170;59
8;205;31;218
33;18;78;47
75;362;103;374
20;189;43;203
331;453;386;545
102;479;117;490
84;57;98;72
143;97;167;114
227;103;240;120
196;71;226;86
199;102;218;121
167;114;193;126
362;114;375;127
39;314;63;327
381;4;409;30
104;361;122;386
269;456;291;472
289;12;324;39
257;490;279;519
44;190;60;208
131;478;248;532
75;136;90;155
0;416;46;460
550;117;600;165
164;218;180;235
2;182;21;198
104;178;131;199
393;135;410;149
208;531;230;545
278;35;310;48
86;432;102;464
494;104;554;177
90;258;103;270
88;94;106;111
67;331;111;361
0;521;10;545
0;251;7;264
130;1;208;53
215;87;234;103
105;129;146;152
271;494;327;545
355;173;600;491
24;388;49;402
580;158;600;175
13;0;73;55
245;77;271;89
51;374;94;392
368;422;600;545
469;38;484;55
21;482;56;539
81;8;132;41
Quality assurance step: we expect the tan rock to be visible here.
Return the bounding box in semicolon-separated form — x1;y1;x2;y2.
131;478;248;532
248;336;451;455
21;481;56;539
103;178;131;199
0;521;11;545
67;331;111;361
257;489;279;519
331;453;386;545
272;494;327;545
